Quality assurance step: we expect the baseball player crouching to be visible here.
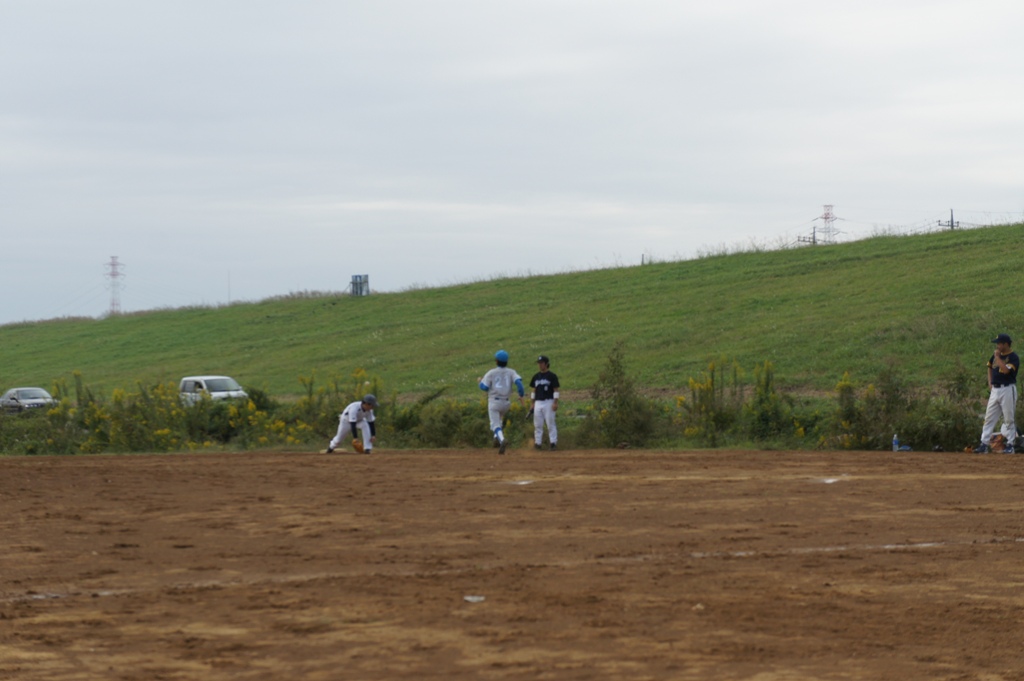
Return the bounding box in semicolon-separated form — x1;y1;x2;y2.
327;394;378;454
479;350;526;454
529;355;560;450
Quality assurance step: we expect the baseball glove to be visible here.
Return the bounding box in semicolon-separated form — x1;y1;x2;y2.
352;439;365;454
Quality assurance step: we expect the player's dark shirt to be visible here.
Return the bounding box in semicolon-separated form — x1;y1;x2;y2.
988;351;1019;387
529;371;560;401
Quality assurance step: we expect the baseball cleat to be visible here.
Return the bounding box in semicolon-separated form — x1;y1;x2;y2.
550;443;558;451
533;443;542;450
499;440;507;455
973;443;990;453
325;444;335;454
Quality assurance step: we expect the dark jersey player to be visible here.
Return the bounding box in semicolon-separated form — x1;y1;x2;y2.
529;355;561;450
975;333;1019;453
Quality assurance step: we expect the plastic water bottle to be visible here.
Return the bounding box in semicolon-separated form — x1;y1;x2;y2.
892;434;899;452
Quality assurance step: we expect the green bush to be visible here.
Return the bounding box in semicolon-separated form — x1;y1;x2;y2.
677;356;744;446
379;387;449;448
415;397;478;447
742;361;794;440
0;355;994;455
579;341;657;448
412;396;530;448
821;362;982;452
0;409;56;455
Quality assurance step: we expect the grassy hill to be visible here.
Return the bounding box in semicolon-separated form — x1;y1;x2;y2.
2;224;1021;402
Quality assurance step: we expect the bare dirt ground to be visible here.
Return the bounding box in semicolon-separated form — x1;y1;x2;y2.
3;447;1024;680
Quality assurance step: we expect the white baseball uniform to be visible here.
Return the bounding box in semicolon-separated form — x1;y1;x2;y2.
981;385;1017;446
329;400;376;451
480;366;523;443
979;347;1018;450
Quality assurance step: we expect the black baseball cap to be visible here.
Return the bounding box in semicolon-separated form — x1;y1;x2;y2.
537;355;550;364
992;334;1013;344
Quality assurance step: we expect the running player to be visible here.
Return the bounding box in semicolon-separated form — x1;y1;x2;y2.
479;350;525;454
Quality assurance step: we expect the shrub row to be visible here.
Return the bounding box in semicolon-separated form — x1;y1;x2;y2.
0;350;998;455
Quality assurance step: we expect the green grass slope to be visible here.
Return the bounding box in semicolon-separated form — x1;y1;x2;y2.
2;224;1021;401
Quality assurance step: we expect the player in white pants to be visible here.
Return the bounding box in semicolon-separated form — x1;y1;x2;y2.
976;334;1019;453
327;394;377;454
529;355;560;450
479;350;526;454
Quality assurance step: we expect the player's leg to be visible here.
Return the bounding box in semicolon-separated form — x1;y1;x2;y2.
533;403;544;447
545;404;558;448
358;420;373;454
492;401;512;454
998;386;1017;449
328;414;350;452
489;402;505;442
980;389;1006;451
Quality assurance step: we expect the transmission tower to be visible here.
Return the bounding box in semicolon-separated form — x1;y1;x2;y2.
815;204;839;243
105;256;124;316
798;205;841;246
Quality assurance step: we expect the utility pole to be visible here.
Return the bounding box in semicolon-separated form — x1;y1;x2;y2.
797;226;818;246
938;209;958;230
105;256;124;316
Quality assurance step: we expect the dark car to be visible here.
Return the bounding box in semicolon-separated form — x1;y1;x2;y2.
0;387;57;413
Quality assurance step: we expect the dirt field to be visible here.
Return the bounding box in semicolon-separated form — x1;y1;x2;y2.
2;447;1024;680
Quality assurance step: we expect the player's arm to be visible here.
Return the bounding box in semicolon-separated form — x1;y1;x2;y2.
994;353;1009;373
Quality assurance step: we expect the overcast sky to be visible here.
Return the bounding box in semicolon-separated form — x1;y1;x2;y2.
2;1;1022;325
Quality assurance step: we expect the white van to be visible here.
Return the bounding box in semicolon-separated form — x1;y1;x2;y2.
179;376;248;404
